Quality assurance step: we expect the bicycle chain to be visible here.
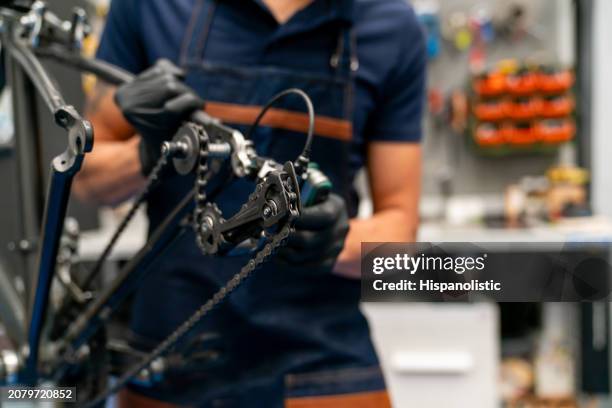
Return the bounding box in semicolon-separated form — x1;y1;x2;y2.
56;145;174;367
84;223;293;408
191;123;212;253
82;152;171;289
83;123;298;407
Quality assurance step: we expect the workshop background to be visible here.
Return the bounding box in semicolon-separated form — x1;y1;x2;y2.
1;0;612;407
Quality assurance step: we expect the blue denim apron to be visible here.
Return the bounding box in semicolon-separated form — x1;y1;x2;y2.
128;1;385;406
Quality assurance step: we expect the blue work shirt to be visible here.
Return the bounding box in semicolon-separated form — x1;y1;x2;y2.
97;0;425;170
96;0;425;404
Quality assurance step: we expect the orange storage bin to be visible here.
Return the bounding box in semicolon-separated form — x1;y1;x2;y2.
538;69;574;94
536;120;575;143
474;100;509;121
506;70;539;96
540;95;574;118
475;123;505;146
503;123;538;145
507;97;543;121
473;72;506;97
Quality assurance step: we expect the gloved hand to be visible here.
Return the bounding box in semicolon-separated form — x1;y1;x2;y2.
276;193;350;274
114;59;204;175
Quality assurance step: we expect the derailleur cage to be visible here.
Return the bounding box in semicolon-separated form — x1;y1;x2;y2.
197;161;301;256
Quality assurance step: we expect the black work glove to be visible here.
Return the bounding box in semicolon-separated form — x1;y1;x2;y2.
276;193;350;274
114;59;204;175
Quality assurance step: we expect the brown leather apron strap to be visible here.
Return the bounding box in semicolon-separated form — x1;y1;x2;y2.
203;102;353;142
118;388;392;408
118;389;186;408
285;390;392;408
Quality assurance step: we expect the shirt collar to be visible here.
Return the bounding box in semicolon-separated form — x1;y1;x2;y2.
252;0;355;24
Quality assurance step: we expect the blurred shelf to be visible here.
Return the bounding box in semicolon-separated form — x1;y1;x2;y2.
419;216;612;244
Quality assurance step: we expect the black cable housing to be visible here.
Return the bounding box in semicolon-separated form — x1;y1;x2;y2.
246;88;315;176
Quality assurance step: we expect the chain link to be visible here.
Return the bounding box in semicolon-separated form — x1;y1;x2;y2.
191;124;212;252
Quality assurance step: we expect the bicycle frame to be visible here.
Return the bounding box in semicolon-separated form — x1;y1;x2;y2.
0;6;201;385
2;13;93;382
0;1;306;389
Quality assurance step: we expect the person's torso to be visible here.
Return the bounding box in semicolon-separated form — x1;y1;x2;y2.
126;0;417;381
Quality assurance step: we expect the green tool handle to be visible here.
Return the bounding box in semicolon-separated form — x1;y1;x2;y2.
301;163;333;207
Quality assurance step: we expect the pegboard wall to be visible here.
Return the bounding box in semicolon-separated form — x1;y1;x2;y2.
417;0;576;198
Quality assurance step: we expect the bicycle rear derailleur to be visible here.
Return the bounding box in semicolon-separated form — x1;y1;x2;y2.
163;115;302;257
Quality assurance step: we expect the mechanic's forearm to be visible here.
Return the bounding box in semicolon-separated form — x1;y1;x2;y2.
73;137;146;206
334;208;418;279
